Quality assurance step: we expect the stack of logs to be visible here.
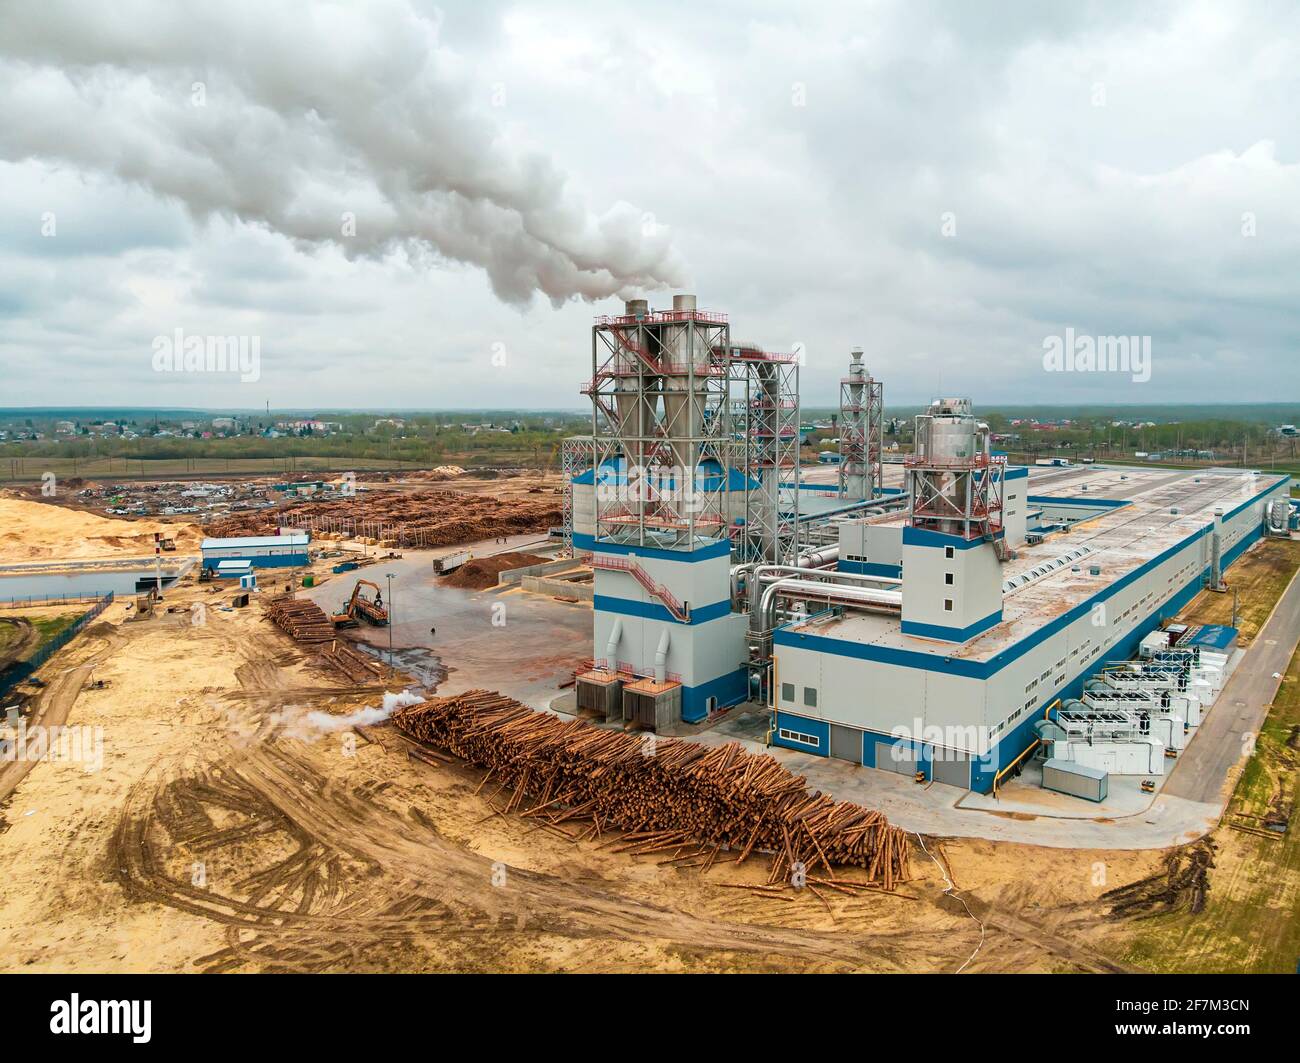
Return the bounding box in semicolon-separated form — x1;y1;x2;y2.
392;689;911;889
319;642;386;683
264;596;334;643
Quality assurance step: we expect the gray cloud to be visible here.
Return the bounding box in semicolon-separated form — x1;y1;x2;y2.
0;0;1298;409
0;0;686;306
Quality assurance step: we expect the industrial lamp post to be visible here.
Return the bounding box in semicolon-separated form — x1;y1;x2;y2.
385;572;395;678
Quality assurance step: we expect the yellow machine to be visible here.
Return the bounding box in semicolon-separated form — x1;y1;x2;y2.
331;579;389;628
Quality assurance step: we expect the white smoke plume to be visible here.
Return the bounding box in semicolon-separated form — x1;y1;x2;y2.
271;689;425;740
0;0;687;305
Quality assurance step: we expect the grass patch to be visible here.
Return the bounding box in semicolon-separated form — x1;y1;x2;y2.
0;621;28;660
1111;644;1300;973
1178;538;1300;643
29;612;83;646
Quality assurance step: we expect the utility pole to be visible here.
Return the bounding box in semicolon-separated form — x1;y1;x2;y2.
385;572;395;678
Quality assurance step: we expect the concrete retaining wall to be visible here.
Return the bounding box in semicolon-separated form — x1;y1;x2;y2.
497;557;579;585
522;575;594;601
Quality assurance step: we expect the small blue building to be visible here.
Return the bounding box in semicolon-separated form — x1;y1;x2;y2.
201;532;310;573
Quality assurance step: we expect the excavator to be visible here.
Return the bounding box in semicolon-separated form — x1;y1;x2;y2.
331;579;389;628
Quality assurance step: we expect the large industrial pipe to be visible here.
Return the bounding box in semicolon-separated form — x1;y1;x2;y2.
796;544;841;567
654;629;671;684
730;534;902;603
758;576;902;635
748;563;902;631
605;618;622;669
796;496;903;523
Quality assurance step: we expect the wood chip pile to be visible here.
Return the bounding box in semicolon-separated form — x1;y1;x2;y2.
264;596;334;642
392;689;911;888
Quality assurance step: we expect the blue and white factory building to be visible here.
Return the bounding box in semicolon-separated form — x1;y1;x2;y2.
573;296;1291;793
200;532;311;573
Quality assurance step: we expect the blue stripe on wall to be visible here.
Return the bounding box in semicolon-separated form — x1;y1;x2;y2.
202;553;308;568
902;526;1003;550
576;533;730;563
681;667;749;723
593;595;732;625
838;560;902;578
772;711;829;754
900;609;1003;643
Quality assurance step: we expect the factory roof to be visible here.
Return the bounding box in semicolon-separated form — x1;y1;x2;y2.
785;464;1288;666
201;533;310;549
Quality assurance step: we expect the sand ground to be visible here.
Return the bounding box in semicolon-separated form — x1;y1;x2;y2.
0;502;1168;973
0;495;201;564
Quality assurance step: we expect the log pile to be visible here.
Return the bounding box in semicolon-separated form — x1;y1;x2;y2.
319;641;386;683
207;487;560;548
264;596;334;643
392;689;911;888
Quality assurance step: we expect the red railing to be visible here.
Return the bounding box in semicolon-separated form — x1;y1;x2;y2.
591;555;691;622
595;309;728;326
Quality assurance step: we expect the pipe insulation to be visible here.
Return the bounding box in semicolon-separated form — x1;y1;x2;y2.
654;628;671;684
605;618;622;668
758;577;901;634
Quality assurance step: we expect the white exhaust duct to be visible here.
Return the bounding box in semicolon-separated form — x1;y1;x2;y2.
654;629;671;684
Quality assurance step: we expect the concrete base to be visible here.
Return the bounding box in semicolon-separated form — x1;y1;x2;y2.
623;677;681;731
575;671;623;721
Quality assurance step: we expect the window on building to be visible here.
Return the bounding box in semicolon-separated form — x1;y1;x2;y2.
804;686;817;708
944;546;955;559
945;572;954;585
943;599;954;611
781;682;795;703
779;728;820;748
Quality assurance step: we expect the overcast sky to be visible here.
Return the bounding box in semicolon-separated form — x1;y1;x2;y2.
1;0;1297;411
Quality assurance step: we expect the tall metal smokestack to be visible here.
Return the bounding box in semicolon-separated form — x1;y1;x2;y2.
660;293;703;477
838;346;883;502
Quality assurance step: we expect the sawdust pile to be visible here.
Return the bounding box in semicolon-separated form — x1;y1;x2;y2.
441;552;548;590
206;488;559;548
0;495;201;563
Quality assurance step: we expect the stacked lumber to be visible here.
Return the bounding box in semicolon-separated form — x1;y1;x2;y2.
392;689;911;888
319;642;386;683
264;596;334;643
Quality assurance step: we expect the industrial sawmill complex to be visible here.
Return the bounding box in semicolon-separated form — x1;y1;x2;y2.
570;295;1294;796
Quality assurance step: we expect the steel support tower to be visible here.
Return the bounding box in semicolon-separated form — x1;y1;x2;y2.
729;344;800;564
838;346;882;501
585;295;731;551
584;295;799;563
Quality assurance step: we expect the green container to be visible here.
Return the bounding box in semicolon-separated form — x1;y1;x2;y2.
302;574;315;588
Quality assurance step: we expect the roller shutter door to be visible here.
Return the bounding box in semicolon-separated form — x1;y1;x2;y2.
829;724;862;764
876;740;917;775
930;751;971;789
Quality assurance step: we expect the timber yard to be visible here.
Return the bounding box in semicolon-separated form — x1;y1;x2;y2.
2;295;1298;974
